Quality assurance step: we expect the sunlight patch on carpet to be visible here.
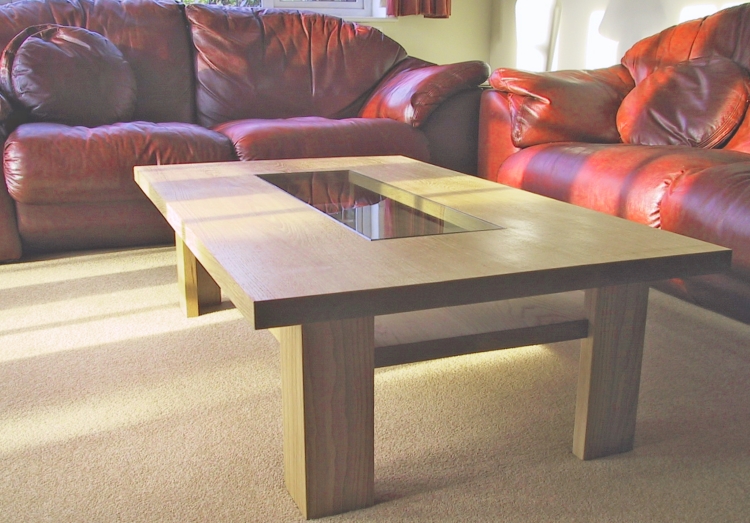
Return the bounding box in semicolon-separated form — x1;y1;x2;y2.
0;284;243;363
0;247;176;290
376;345;552;384
0;346;277;454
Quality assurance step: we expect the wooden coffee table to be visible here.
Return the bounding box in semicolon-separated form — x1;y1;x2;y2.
135;156;731;519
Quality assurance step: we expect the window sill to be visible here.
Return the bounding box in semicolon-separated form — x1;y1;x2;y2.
347;16;397;23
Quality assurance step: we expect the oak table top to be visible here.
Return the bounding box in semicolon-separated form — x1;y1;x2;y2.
135;155;730;329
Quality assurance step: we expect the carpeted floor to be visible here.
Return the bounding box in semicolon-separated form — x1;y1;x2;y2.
1;246;749;522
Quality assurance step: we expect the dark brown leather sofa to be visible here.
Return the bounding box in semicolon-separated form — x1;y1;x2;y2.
478;4;750;324
0;0;489;262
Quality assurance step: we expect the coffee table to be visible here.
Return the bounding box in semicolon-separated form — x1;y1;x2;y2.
135;156;731;519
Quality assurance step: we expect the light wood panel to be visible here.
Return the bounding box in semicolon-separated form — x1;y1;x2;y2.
573;283;650;460
373;292;588;367
135;156;731;330
175;235;221;317
279;318;375;519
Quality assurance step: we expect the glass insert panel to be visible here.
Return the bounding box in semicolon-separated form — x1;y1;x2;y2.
259;170;502;240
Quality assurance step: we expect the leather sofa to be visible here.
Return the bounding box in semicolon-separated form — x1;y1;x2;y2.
0;0;489;262
478;4;750;324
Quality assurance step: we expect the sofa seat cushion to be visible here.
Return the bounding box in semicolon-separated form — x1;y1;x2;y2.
653;272;750;325
496;142;750;227
661;162;750;277
1;25;137;127
617;56;750;148
186;5;408;127
213;116;430;162
4;121;235;204
16;199;175;254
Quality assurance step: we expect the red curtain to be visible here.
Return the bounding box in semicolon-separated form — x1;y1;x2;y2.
386;0;451;18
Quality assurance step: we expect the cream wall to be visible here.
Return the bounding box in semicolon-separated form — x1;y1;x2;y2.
366;0;493;65
533;0;745;70
365;1;517;69
488;0;516;69
366;0;745;74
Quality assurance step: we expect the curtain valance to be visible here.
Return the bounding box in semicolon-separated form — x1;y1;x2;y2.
386;0;451;18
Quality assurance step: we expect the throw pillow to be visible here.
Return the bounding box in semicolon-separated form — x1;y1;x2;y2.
0;25;136;127
617;56;750;148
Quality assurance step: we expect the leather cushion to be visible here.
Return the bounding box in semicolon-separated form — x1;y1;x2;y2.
213;116;430;162
186;5;408;127
360;61;490;128
0;0;196;123
488;65;634;147
262;170;383;215
4;121;235;204
661;162;750;277
495;142;750;227
16;199;175;254
617;56;750;148
0;25;136;127
621;3;750;84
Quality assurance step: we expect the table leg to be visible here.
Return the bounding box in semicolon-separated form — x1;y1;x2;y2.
278;317;375;519
175;235;221;318
573;283;649;460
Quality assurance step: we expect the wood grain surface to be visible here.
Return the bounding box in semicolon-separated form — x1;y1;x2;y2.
135;156;731;330
374;291;588;367
573;283;650;460
279;318;375;519
176;235;221;317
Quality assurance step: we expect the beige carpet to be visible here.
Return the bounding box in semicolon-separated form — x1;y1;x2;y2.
1;246;749;522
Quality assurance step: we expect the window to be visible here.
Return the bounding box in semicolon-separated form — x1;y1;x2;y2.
185;0;384;18
268;0;369;18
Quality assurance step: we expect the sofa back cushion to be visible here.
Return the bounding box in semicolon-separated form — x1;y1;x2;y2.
1;25;137;127
186;5;408;128
488;65;634;148
622;3;750;83
0;0;195;124
617;56;750;148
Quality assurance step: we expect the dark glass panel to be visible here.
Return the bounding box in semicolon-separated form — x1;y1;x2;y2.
260;170;502;240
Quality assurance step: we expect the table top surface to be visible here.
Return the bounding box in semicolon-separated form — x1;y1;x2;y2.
135;156;731;328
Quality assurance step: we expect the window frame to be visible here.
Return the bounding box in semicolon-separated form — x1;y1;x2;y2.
262;0;374;18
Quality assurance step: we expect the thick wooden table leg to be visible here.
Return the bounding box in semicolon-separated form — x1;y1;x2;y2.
573;283;649;460
279;317;375;519
175;235;221;318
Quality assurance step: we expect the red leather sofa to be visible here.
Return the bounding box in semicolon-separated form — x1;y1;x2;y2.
479;4;750;324
0;0;489;262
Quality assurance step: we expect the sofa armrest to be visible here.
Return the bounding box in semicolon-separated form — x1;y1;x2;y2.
477;89;521;181
0;176;22;261
661;161;750;279
0;91;15;142
489;65;635;148
0;92;12;120
0;90;31;144
419;87;483;175
360;60;490;128
0;91;23;260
